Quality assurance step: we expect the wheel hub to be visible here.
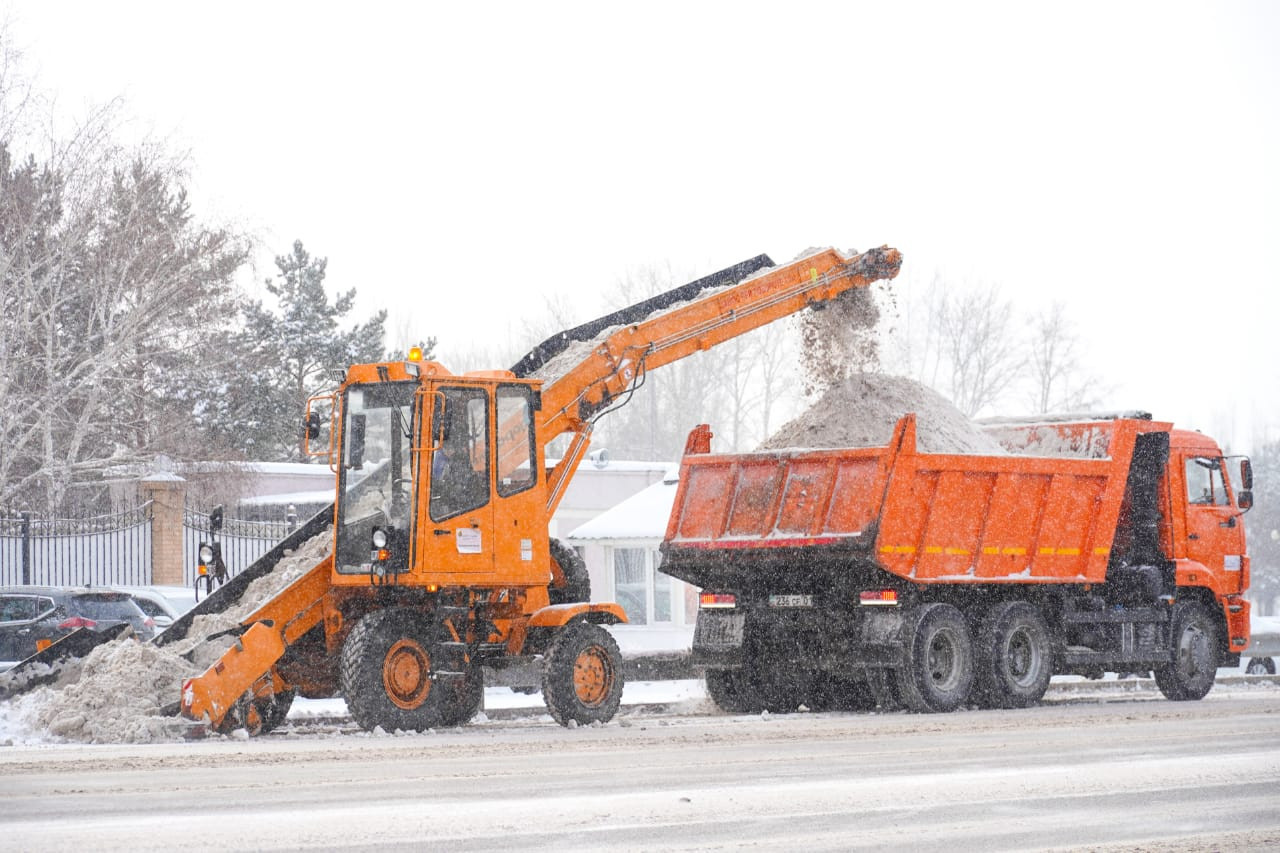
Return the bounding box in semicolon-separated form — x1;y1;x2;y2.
384;639;432;710
573;644;614;707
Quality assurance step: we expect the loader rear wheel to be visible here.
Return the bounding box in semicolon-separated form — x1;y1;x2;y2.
548;538;591;605
542;621;623;726
705;667;763;713
896;603;973;713
341;608;448;732
972;601;1052;709
1153;601;1218;701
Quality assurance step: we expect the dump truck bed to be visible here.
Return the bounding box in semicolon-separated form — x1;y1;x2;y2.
662;415;1166;589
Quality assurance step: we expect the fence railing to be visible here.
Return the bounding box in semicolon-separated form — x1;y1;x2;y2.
182;508;298;587
0;504;153;587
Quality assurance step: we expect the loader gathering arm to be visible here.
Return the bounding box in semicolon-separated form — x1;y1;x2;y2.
519;246;902;515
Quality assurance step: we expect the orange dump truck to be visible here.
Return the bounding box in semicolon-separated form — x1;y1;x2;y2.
661;412;1253;713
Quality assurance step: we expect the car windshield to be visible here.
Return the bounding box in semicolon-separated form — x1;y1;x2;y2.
71;594;145;621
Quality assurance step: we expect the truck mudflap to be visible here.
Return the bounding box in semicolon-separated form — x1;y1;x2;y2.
0;623;130;701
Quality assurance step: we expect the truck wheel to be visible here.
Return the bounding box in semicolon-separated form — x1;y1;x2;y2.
438;667;485;726
542;621;623;726
1246;657;1276;676
548;539;591;604
705;667;763;713
341;608;449;732
896;603;974;713
1153;601;1218;701
972;601;1052;709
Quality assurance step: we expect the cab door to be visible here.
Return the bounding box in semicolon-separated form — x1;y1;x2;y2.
1177;453;1246;592
491;384;550;587
420;384;495;578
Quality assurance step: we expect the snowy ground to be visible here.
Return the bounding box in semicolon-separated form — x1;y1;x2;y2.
1;679;1277;851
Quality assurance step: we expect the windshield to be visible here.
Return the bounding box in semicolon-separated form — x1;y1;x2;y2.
336;382;417;573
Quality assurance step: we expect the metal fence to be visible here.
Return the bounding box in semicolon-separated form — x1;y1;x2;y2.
0;504;153;587
182;508;296;586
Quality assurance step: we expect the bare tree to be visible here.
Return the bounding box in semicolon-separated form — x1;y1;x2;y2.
1026;301;1108;413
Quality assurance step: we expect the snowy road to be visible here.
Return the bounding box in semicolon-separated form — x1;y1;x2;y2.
2;685;1278;851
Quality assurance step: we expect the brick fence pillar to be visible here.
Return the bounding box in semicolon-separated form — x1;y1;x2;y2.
140;472;186;586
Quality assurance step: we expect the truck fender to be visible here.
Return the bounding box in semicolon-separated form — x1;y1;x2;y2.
527;602;628;628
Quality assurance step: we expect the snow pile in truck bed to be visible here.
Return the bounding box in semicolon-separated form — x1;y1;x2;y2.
758;373;1007;455
0;530;332;744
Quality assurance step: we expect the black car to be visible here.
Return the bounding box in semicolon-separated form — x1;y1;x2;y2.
0;586;155;663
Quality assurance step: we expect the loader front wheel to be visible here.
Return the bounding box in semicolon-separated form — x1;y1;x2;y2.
896;603;974;713
542;621;623;726
341;608;447;732
1153;601;1218;701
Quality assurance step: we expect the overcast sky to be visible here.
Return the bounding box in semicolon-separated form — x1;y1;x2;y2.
5;1;1278;450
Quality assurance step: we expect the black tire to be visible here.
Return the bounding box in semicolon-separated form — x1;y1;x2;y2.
895;603;974;713
548;539;591;605
542;621;623;726
972;601;1053;709
340;608;450;732
257;688;296;733
705;667;763;713
438;667;485;727
1153;601;1218;701
1246;657;1276;676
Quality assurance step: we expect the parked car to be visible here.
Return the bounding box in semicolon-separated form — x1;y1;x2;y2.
114;587;184;632
0;586;155;663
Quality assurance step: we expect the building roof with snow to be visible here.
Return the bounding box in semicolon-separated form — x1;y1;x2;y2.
566;467;679;541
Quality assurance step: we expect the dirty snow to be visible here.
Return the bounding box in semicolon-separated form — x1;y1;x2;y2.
759;373;1008;455
0;530;332;744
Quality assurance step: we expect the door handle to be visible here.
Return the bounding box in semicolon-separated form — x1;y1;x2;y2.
434;529;450;536
1187;533;1200;540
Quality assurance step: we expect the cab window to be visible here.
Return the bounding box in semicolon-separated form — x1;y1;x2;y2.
430;387;490;520
1185;457;1229;506
496;385;537;498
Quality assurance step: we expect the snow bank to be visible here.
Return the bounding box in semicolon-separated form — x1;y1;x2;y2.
0;530;332;745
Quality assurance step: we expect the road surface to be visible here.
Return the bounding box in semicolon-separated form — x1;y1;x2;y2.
2;684;1278;851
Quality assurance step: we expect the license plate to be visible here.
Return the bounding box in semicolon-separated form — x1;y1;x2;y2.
694;611;745;648
769;594;813;608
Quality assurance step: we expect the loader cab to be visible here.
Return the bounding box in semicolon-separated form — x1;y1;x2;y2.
323;365;549;588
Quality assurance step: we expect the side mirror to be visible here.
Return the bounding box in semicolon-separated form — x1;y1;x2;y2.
304;411;322;442
1240;458;1253;491
1238;489;1253;510
349;414;367;470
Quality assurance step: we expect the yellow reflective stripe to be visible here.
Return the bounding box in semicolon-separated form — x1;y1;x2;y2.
880;545;916;554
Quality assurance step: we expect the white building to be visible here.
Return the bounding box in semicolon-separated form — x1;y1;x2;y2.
567;467;697;653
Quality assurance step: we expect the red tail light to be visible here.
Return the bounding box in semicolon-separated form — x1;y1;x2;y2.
58;616;98;629
144;617;156;628
859;589;899;606
699;592;737;609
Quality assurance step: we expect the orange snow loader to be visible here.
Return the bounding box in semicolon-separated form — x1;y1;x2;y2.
662;412;1253;714
121;245;901;735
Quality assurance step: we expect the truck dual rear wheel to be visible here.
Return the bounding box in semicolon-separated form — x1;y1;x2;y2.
542;621;624;726
973;601;1053;709
341;608;451;732
1153;601;1218;701
896;603;974;713
705;667;763;713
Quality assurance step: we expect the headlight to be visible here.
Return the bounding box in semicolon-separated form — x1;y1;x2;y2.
199;544;214;563
372;528;388;549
